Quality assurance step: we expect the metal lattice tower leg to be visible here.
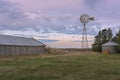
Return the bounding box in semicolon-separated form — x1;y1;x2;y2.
82;24;88;49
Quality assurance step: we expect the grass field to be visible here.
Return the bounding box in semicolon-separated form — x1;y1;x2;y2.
0;52;120;80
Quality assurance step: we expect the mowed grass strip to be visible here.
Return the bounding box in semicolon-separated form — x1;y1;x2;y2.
0;54;120;80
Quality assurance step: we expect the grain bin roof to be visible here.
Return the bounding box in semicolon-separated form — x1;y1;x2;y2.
0;35;45;46
103;41;119;46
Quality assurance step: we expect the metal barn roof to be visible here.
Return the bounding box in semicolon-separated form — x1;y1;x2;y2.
0;35;45;46
102;41;119;46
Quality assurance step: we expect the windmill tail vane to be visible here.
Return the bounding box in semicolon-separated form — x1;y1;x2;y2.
89;17;94;21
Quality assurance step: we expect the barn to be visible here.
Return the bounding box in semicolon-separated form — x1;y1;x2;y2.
102;41;119;54
0;35;45;56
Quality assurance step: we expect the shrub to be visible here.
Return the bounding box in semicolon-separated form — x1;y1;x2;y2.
45;47;68;54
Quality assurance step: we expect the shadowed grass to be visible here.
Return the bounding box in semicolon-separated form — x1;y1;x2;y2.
0;53;120;80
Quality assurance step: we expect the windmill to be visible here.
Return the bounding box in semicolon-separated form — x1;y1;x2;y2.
80;14;94;49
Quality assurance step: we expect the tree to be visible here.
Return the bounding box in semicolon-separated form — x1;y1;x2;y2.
92;31;102;52
92;28;113;52
112;29;120;52
101;28;113;43
107;28;113;41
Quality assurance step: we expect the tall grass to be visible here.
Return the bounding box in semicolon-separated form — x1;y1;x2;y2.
0;53;120;80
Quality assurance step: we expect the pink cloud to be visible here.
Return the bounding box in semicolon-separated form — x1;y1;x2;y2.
8;0;83;11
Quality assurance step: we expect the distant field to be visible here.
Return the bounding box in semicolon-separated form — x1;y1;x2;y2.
0;53;120;80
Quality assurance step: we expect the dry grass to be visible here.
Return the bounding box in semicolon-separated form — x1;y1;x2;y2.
0;50;120;80
0;52;120;80
0;48;93;60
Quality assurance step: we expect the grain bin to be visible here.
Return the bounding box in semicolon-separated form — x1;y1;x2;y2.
102;41;119;54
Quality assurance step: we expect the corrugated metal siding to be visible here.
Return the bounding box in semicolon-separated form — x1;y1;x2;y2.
102;41;119;53
0;35;45;46
102;46;118;54
103;41;119;46
0;35;46;56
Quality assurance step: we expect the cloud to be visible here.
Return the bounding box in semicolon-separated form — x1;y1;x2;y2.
0;0;80;34
8;0;83;11
83;0;102;8
1;0;119;48
0;0;119;36
0;0;26;29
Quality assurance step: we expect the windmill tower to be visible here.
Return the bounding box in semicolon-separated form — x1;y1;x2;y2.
80;14;94;49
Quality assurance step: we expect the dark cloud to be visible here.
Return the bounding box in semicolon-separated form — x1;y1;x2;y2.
84;0;102;9
0;0;34;30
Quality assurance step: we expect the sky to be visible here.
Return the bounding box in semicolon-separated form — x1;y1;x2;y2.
0;0;120;48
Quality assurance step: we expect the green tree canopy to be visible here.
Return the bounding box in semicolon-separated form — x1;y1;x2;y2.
112;29;120;44
112;29;120;52
92;28;113;52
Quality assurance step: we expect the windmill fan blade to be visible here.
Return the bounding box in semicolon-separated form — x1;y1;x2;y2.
89;17;94;21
